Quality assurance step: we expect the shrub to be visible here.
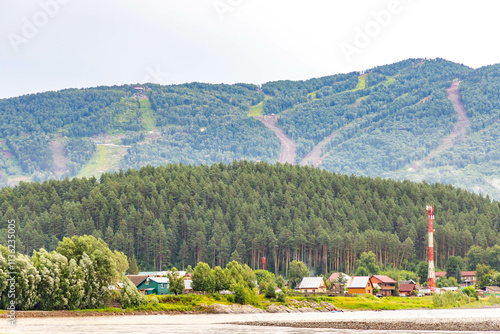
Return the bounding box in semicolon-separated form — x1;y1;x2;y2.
234;284;249;305
432;291;470;308
120;278;147;308
150;297;159;307
265;282;276;299
276;292;286;303
213;293;221;301
462;287;478;300
487;294;499;305
226;294;235;303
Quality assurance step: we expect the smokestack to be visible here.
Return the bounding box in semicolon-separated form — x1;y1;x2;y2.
426;205;436;291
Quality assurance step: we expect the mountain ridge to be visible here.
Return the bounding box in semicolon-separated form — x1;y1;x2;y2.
1;58;500;199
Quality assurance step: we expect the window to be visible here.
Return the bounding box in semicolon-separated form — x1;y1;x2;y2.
145;281;149;286
160;284;164;288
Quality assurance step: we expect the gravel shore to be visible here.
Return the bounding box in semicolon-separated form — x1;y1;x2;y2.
237;318;500;331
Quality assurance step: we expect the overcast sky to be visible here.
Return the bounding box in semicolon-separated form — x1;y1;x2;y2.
1;0;498;99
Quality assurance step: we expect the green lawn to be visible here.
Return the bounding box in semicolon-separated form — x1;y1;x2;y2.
357;75;366;90
139;99;155;131
76;145;127;179
384;77;396;87
346;75;367;93
248;96;272;116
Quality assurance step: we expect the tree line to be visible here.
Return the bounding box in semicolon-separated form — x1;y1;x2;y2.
1;162;498;276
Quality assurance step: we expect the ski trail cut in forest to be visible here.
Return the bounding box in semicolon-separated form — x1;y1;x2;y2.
422;80;471;165
258;115;296;164
300;132;338;167
50;140;68;176
300;118;366;167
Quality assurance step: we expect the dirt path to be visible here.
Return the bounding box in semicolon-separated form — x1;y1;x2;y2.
50;141;67;176
258;115;296;164
300;132;338;166
422;80;470;164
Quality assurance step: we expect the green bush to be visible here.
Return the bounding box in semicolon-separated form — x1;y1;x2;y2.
265;282;276;299
432;291;470;308
487;294;499;305
462;287;478;300
276;292;286;303
150;297;159;307
226;294;235;303
213;293;221;301
234;284;249;305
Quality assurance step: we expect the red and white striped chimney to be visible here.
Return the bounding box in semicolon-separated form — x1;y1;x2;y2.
426;205;436;291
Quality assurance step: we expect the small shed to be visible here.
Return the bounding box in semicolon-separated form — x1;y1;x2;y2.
183;280;193;294
485;286;500;296
297;277;328;293
136;277;170;295
347;276;373;295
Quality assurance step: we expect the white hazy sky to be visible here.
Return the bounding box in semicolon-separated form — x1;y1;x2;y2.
1;0;499;99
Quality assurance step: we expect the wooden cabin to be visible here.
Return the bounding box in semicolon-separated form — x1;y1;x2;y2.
347;276;373;295
297;277;328;293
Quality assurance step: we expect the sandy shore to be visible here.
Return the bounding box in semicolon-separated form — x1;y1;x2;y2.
237;318;500;331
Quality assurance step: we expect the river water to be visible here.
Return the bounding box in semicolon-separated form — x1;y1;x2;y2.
5;308;500;334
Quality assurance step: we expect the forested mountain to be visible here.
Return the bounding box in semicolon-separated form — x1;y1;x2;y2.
1;162;499;275
1;58;500;199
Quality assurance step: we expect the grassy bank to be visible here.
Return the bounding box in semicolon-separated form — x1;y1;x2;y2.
2;294;498;317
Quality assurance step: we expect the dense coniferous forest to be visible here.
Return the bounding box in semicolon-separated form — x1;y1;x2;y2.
1;162;499;276
0;58;500;199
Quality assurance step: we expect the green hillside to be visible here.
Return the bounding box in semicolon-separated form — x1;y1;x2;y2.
0;58;500;199
1;162;499;274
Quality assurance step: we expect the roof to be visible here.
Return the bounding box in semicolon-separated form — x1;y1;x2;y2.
399;283;416;292
461;271;475;276
435;272;446;277
149;277;170;284
371;275;396;283
349;276;371;288
298;277;325;289
126;275;149;287
485;286;500;292
157;271;187;277
138;271;158;276
328;272;349;282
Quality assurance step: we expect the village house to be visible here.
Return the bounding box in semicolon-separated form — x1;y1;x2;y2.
297;277;328;293
370;275;396;296
435;271;476;287
461;271;476;286
484;286;500;296
328;272;352;291
136;277;170;295
399;281;417;296
347;276;373;295
127;275;149;287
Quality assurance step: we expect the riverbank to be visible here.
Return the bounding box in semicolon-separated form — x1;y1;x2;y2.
1;294;498;318
6;308;500;334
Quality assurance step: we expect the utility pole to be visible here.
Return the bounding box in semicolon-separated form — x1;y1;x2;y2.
426;205;436;291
